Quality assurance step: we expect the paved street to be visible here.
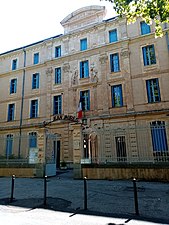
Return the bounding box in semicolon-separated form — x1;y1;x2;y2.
0;170;169;225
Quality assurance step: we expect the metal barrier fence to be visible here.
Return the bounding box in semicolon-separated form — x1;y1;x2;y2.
0;133;56;165
82;123;169;164
0;123;169;166
0;172;168;222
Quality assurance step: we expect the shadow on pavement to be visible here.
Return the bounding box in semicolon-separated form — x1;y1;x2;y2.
0;196;168;224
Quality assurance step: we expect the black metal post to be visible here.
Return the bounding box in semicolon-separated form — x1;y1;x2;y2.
44;175;47;206
10;175;15;203
133;178;139;215
84;177;87;210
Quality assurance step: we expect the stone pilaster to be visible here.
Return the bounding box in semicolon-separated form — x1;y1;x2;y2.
46;67;53;119
63;62;70;115
72;123;83;178
120;48;134;112
128;120;138;161
99;54;109;114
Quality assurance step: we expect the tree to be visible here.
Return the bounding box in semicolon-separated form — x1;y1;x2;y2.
101;0;169;37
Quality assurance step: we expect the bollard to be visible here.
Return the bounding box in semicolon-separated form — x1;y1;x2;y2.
10;175;15;203
44;175;47;206
84;177;88;210
133;178;139;215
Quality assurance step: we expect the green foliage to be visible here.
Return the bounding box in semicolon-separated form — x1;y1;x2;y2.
101;0;169;36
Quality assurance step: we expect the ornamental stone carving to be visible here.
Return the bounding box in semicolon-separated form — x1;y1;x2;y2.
46;67;53;75
63;63;70;73
90;63;98;83
99;54;108;64
71;68;78;85
120;49;130;58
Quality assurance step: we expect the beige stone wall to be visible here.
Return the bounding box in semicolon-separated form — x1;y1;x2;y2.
82;167;169;181
0;6;169;170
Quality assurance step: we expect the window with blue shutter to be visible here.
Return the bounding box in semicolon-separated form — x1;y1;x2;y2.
33;53;39;64
142;45;156;66
80;38;87;51
109;29;118;43
53;95;62;115
8;103;15;121
80;60;89;78
12;59;17;70
6;134;13;157
112;85;123;107
110;53;120;72
32;73;39;89
80;90;90;111
30;99;38;118
10;78;17;94
55;67;61;84
150;121;168;152
29;132;37;148
140;21;151;35
55;46;61;58
146;78;161;103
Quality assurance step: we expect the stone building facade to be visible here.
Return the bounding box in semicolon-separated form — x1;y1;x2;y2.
0;5;169;178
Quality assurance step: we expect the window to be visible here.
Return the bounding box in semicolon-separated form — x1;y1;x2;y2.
140;21;151;35
32;73;39;89
55;67;61;84
112;84;123;107
110;53;120;72
6;134;13;157
29;132;37;148
83;134;89;159
30;99;38;118
12;59;17;70
146;78;161;103
53;95;62;115
80;60;89;78
8;103;15;121
80;38;87;51
142;45;156;66
80;90;90;111
55;46;61;58
115;136;127;161
150;121;168;161
10;78;17;94
109;29;118;43
33;52;39;64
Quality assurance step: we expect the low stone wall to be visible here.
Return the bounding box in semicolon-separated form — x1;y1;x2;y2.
82;164;169;181
0;165;44;177
0;168;35;177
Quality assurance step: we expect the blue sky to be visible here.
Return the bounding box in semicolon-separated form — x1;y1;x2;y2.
0;0;115;54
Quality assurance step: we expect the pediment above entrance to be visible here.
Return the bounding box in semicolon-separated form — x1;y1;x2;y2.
60;5;106;34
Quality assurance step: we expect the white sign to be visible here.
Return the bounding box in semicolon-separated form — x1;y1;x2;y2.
29;148;39;164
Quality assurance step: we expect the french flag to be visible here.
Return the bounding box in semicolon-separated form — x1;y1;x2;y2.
77;99;83;119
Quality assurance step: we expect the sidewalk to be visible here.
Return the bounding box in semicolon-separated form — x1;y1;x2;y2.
0;170;169;225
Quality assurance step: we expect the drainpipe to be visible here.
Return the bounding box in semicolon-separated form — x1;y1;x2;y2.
166;32;169;51
18;49;26;158
164;23;169;51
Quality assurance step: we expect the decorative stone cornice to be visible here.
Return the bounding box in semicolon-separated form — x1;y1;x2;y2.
60;5;106;34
